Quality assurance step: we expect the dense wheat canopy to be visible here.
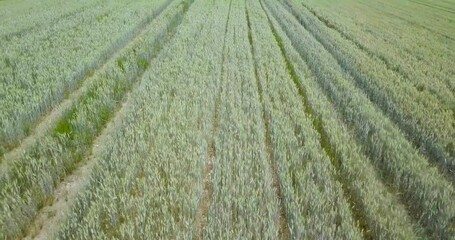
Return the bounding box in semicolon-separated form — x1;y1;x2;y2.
0;0;454;239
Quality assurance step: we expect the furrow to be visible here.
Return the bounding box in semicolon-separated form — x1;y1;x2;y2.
196;91;220;240
260;0;375;238
0;0;175;162
21;3;192;239
1;4;93;42
285;0;453;90
196;1;232;238
0;1;191;238
245;5;290;240
0;0;175;172
408;0;455;15
265;0;455;237
359;3;455;42
279;0;455;186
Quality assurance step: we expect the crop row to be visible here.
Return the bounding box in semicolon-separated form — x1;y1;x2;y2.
247;0;365;238
252;0;424;238
204;1;280;238
288;1;455;176
1;0;452;238
283;0;455;182
265;0;455;238
0;1;189;238
55;0;229;238
297;0;455;97
0;0;98;39
0;0;170;155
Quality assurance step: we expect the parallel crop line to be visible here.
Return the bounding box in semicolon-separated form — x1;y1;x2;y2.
267;0;454;238
245;4;290;240
261;1;373;239
195;1;232;239
408;0;455;15
49;2;217;237
22;2;192;239
196;92;219;240
0;4;125;158
280;0;455;186
1;4;93;42
287;0;450;88
0;2;131;52
356;2;455;42
0;0;175;173
294;0;455;98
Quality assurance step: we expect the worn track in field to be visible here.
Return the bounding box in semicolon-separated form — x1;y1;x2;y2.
195;1;232;238
0;0;175;176
21;1;194;239
279;0;455;186
260;0;375;238
408;0;455;15
1;3;94;41
265;0;455;238
245;5;291;239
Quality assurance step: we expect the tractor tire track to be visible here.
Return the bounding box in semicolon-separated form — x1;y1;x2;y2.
356;1;455;42
260;1;373;239
279;0;455;186
195;1;232;239
290;0;455;99
408;0;455;15
245;4;290;239
1;3;95;42
284;0;454;95
0;0;175;174
21;2;193;239
266;0;454;238
0;2;133;50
